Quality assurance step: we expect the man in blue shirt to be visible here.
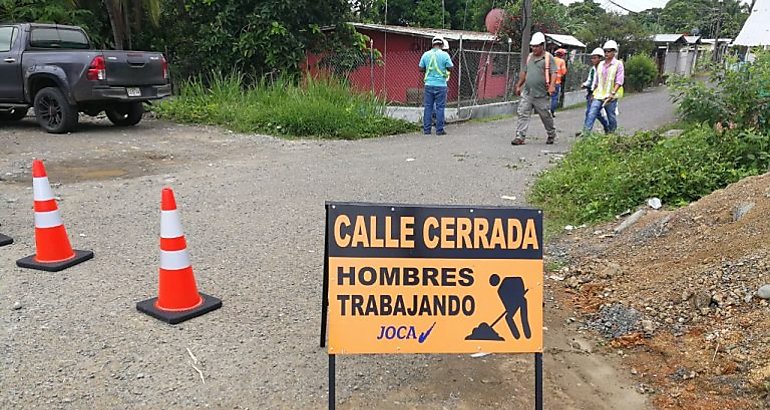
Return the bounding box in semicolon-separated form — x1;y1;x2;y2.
419;36;454;135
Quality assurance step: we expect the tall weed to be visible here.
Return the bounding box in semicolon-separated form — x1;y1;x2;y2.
532;51;770;229
153;73;418;139
529;126;754;225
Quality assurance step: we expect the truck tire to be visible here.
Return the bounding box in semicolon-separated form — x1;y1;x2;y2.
34;87;78;134
0;107;28;121
106;102;144;126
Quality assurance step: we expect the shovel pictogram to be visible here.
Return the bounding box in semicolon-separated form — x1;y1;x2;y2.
466;274;531;341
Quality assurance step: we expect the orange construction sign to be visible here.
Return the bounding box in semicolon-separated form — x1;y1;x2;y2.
324;203;543;355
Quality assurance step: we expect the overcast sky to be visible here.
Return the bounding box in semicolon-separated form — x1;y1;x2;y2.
558;0;751;14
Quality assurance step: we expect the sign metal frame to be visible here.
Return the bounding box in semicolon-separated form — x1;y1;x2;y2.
321;202;544;410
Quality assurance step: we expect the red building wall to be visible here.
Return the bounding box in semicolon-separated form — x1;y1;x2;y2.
306;29;509;104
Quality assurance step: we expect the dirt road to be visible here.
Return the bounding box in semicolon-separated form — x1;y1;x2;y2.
0;87;675;409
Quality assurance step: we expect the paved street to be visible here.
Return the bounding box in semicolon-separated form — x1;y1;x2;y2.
0;87;674;409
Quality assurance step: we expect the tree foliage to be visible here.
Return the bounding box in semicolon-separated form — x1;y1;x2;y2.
0;0;103;42
576;12;653;59
1;0;752;84
654;0;748;39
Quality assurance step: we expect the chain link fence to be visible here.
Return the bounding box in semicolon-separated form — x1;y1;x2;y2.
308;44;592;111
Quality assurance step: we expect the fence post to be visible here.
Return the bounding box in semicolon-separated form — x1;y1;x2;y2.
505;39;512;101
457;34;463;109
370;39;375;94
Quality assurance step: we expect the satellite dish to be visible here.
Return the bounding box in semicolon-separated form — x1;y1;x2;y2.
485;8;506;34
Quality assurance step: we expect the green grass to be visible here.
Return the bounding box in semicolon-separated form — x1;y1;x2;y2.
528;124;762;230
468;114;513;124
153;73;419;139
545;259;567;273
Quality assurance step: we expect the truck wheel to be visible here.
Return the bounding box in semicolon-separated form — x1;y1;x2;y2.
0;107;28;121
34;87;78;134
106;102;144;126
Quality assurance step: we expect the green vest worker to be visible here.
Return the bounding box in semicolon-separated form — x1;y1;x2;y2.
419;36;454;136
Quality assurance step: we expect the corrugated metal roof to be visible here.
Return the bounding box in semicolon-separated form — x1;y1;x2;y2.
735;0;770;46
545;33;586;48
350;23;496;42
653;34;685;43
683;36;701;44
701;38;733;44
349;24;587;49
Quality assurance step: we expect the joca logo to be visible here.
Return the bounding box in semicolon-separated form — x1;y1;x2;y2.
376;322;436;344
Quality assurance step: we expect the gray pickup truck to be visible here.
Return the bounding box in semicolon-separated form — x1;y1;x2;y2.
0;23;171;133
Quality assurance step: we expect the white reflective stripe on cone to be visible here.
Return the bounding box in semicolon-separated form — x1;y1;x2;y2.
33;177;55;201
34;210;63;228
160;249;191;270
160;210;184;239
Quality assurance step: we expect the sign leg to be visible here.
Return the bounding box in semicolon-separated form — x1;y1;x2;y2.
535;352;543;410
320;268;329;347
329;354;336;410
321;206;330;348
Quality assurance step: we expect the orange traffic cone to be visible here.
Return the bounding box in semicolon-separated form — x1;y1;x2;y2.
0;232;12;247
136;187;221;324
16;160;93;271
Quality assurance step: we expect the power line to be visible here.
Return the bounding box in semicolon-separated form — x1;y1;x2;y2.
606;0;638;14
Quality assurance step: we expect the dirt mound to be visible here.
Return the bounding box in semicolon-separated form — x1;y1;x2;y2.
552;173;770;409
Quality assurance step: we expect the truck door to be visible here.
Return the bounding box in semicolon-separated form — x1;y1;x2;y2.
0;26;23;102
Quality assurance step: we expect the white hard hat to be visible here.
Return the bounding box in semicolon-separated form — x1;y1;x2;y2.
602;40;618;51
529;32;546;46
591;47;605;57
432;36;445;45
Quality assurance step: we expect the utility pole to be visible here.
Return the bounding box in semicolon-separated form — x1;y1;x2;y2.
520;0;532;71
442;0;446;28
712;0;724;62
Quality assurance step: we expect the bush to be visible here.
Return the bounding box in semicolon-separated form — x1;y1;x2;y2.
624;54;658;92
666;75;726;124
153;73;418;139
530;51;770;231
528;125;764;226
669;50;770;135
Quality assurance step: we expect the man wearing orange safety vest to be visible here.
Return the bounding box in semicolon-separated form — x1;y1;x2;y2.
512;32;557;146
582;39;624;134
550;48;568;117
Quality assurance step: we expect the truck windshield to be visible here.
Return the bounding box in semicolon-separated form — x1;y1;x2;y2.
29;28;90;49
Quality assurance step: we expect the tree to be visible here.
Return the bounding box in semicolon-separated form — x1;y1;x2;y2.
70;0;160;49
566;0;605;32
352;0;488;30
633;8;665;33
0;0;102;39
154;0;354;80
576;12;652;59
497;0;571;49
657;0;749;38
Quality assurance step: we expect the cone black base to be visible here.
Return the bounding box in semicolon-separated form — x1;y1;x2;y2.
0;234;12;247
136;292;222;324
16;249;94;272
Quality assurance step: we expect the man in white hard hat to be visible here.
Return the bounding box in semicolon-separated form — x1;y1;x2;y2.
580;47;609;133
512;32;557;145
582;39;624;134
419;36;454;135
